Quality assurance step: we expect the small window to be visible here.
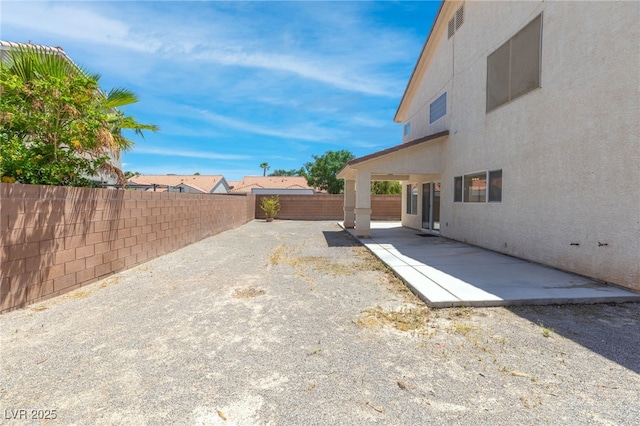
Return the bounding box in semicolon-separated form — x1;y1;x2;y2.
406;183;418;215
448;18;455;39
457;170;502;203
487;14;542;112
403;122;411;136
429;92;447;124
463;172;487;203
489;170;502;202
454;176;462;202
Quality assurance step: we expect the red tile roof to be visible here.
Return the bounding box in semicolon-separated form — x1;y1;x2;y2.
128;175;226;193
229;176;314;193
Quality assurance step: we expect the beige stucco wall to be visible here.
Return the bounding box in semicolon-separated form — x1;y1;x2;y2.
399;1;640;290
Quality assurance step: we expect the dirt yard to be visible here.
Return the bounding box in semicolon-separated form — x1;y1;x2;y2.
1;221;638;425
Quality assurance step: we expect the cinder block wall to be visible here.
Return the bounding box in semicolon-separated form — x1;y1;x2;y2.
255;194;401;220
0;184;255;313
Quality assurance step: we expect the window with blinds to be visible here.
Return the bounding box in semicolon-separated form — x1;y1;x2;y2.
486;14;542;112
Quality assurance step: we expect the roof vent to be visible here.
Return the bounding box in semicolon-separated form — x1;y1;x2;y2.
456;4;465;29
448;3;465;39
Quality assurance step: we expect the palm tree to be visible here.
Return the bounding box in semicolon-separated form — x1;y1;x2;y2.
260;162;270;176
97;87;158;182
1;45;157;185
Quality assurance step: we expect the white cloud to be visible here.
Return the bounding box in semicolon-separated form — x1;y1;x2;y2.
194;109;347;143
132;147;251;161
190;49;396;97
1;2;158;53
350;115;391;129
1;1;410;97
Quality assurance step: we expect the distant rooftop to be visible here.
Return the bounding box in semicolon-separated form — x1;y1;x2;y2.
128;174;228;194
228;176;314;193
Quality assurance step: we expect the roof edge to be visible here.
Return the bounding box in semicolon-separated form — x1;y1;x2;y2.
393;0;449;123
341;130;449;171
0;40;82;74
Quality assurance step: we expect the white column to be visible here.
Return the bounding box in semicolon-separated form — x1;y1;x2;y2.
354;171;371;237
343;179;356;228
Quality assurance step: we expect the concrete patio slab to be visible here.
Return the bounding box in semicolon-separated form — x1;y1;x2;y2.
342;222;640;307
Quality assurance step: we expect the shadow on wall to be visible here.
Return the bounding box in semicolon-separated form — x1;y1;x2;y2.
2;185;256;313
0;184;124;311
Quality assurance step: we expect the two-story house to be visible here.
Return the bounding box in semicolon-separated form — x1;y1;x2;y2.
338;1;639;291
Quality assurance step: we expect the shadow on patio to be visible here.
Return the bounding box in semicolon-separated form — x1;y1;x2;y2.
342;221;640;374
342;222;640;308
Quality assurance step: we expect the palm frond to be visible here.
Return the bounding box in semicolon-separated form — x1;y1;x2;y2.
103;87;139;108
5;46;90;82
117;116;159;138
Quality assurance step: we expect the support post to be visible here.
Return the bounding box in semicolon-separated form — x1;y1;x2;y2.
354;171;371;237
343;179;356;228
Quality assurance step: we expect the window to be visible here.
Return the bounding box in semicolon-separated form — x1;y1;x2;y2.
464;172;486;203
406;183;418;214
488;170;502;202
448;4;464;39
454;176;462;202
429;92;447;124
403;122;411;136
486;14;542;112
455;170;502;203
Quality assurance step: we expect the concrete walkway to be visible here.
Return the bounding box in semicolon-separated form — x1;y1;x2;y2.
344;222;640;307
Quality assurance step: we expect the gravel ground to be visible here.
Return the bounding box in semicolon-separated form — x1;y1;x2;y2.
1;220;638;425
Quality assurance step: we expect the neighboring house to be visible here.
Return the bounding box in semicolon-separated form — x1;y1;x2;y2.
0;40;122;186
338;1;639;291
228;176;315;195
0;40;75;65
127;174;230;194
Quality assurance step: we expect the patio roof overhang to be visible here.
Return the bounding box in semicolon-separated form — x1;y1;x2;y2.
337;130;449;181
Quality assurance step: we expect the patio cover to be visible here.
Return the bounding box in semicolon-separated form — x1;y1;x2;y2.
337;130;449;237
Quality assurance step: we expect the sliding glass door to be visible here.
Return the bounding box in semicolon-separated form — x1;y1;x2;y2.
421;182;441;232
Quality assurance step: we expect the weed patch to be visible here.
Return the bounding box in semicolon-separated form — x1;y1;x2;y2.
269;245;287;265
539;322;554;338
449;321;476;336
356;305;432;332
233;288;266;299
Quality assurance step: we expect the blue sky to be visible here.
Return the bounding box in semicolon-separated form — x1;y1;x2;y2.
1;1;440;180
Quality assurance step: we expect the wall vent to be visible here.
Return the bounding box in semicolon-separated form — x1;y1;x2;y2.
448;4;465;39
455;4;465;29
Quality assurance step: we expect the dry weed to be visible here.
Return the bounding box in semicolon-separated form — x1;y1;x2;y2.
448;321;476;336
233;288;266;299
269;245;287;265
68;290;92;299
351;246;418;302
270;244;358;277
294;256;354;276
356;305;431;332
100;276;120;289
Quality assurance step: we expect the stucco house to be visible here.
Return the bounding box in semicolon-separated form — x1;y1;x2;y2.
338;1;639;291
228;176;315;195
127;174;230;194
